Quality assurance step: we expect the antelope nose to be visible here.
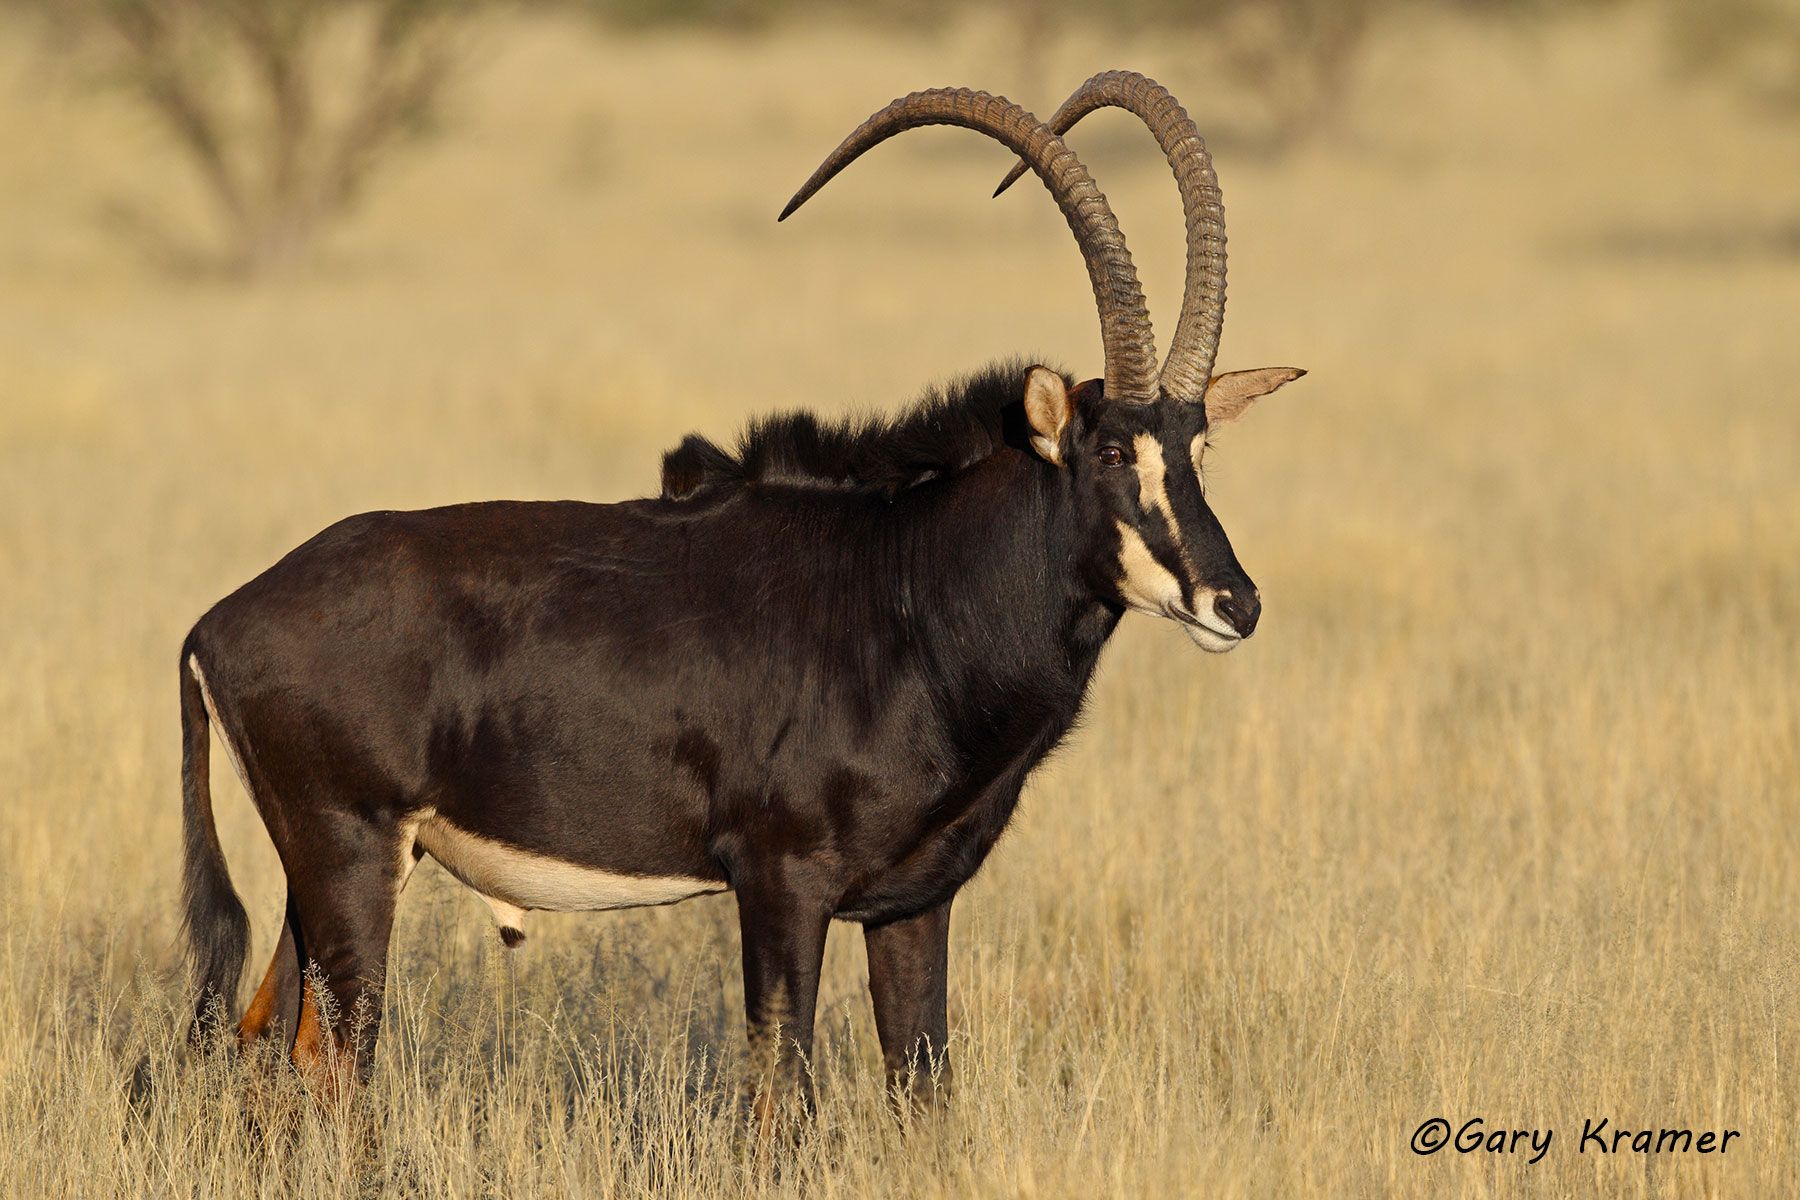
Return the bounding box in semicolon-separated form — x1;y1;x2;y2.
1214;591;1261;638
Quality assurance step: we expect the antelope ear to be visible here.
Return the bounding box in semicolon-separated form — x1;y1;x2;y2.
1023;366;1072;466
1202;367;1306;427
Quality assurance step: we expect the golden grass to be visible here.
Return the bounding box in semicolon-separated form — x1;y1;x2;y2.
1;7;1797;1196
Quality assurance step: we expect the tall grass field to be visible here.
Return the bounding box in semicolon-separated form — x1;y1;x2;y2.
1;8;1796;1196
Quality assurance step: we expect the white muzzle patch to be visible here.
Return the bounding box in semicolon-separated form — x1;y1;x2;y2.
1116;436;1242;652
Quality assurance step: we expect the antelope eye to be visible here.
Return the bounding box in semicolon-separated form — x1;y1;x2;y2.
1098;445;1125;467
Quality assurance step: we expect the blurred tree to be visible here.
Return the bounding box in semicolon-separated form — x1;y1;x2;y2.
570;0;945;32
1667;0;1800;114
1192;0;1380;152
54;0;474;275
992;0;1384;153
572;0;1384;151
579;0;786;30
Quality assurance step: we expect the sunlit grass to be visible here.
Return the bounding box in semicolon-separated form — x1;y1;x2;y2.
1;7;1796;1196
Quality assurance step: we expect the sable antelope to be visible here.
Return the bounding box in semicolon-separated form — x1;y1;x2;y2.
178;70;1304;1112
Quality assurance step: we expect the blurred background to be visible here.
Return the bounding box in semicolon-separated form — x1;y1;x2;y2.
1;0;1796;1195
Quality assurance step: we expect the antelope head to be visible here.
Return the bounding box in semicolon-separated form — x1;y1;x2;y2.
780;72;1305;652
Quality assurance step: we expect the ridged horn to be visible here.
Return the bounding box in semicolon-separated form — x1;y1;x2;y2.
994;71;1225;404
779;87;1160;406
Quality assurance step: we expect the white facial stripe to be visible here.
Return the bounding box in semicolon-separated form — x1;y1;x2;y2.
1130;432;1198;586
1116;523;1243;651
1133;434;1171;521
1120;437;1186;612
1113;520;1184;614
189;654;254;800
412;811;729;915
1117;438;1244;652
1176;435;1235;636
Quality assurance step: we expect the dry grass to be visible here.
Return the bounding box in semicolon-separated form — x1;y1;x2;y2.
2;7;1797;1196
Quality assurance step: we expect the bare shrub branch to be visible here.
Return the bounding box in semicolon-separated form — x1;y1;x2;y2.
59;0;474;274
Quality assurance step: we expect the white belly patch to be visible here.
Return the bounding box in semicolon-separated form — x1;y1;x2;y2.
411;811;728;932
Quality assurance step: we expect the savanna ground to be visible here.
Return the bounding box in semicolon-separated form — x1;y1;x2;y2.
2;6;1797;1196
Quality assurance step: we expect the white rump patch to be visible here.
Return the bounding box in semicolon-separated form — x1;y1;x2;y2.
189;654;254;799
412;811;728;925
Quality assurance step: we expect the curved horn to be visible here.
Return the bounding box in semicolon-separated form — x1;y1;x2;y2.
994;71;1225;404
779;87;1160;405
